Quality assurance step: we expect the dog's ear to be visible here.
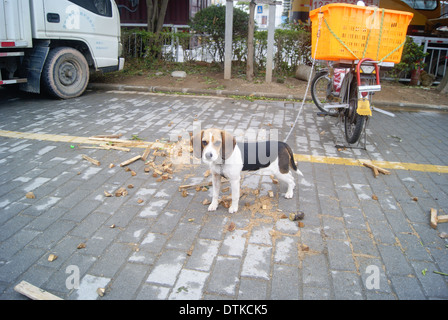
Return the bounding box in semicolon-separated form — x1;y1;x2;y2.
191;130;204;159
221;130;236;160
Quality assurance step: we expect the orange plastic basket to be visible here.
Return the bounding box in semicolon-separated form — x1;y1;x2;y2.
310;4;413;63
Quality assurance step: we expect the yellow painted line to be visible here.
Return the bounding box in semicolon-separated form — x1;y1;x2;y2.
294;154;448;174
1;129;447;174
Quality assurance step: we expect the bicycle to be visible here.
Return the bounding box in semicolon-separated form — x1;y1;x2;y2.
310;58;389;146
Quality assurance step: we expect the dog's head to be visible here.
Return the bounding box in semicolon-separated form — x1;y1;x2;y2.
192;128;236;164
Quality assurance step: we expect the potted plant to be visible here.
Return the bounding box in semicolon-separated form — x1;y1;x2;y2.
394;36;429;85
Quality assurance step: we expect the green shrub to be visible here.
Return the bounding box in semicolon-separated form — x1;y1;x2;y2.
189;5;250;63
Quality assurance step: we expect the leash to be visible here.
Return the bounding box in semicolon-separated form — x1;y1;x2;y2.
283;11;323;143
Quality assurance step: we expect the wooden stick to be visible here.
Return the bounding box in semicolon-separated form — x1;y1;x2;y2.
82;154;100;166
102;145;130;152
360;161;391;175
119;155;142;167
430;208;438;229
88;137;147;144
439;215;448;224
141;146;152;161
90;134;122;139
178;181;212;191
14;281;63;300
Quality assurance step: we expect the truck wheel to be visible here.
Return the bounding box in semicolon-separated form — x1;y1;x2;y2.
42;47;89;99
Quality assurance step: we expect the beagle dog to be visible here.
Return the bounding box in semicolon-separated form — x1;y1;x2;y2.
193;128;302;213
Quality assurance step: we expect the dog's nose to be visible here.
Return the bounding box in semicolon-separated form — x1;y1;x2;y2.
205;152;213;160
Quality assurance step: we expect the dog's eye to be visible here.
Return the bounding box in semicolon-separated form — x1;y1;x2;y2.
214;141;221;147
202;140;207;146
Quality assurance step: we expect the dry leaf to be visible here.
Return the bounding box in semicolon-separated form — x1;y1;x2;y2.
202;199;211;205
372;194;378;200
77;243;86;249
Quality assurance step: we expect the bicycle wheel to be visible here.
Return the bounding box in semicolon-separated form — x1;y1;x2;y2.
344;81;366;144
310;71;338;117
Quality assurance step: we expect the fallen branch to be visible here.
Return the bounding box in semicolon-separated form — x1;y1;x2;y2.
360;161;390;177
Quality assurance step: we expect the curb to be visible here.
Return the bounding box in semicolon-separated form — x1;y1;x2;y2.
88;82;448;112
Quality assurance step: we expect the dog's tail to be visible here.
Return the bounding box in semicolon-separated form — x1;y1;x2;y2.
285;143;303;177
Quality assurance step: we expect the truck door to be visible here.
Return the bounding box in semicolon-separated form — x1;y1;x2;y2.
42;0;121;69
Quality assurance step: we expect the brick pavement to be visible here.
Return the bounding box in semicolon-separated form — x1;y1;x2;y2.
0;89;447;300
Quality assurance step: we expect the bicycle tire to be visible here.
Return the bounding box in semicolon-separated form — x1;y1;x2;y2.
310;71;338;117
344;81;366;144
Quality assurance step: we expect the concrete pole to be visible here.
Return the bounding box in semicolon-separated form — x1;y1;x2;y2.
224;0;234;80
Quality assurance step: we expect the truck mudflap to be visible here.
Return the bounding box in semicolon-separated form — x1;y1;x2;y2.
19;45;50;94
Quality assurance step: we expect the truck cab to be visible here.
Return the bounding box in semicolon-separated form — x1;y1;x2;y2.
0;0;124;99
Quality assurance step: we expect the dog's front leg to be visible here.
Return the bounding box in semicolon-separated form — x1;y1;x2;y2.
228;178;240;213
208;173;221;211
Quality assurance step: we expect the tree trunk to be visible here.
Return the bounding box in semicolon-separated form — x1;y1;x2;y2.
146;0;170;33
436;72;448;94
156;0;169;34
246;1;256;81
146;0;154;32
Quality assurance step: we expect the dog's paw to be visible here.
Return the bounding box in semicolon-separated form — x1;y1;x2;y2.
284;191;293;199
208;202;218;211
228;205;238;214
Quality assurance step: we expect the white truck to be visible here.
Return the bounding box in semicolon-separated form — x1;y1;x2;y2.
0;0;124;99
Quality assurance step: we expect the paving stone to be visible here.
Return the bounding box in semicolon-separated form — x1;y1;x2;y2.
1;90;448;300
207;256;241;296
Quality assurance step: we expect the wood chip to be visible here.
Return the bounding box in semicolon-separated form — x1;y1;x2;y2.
298;222;305;228
268;190;274;198
181;190;188;197
202;199;211;205
115;187;127;197
104;190;113;197
82;154;100;166
372;194;378;200
300;244;310;251
77;243;86;249
48;254;58;262
97;287;105;297
25;192;35;199
137;199;144;204
227;222;236;232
